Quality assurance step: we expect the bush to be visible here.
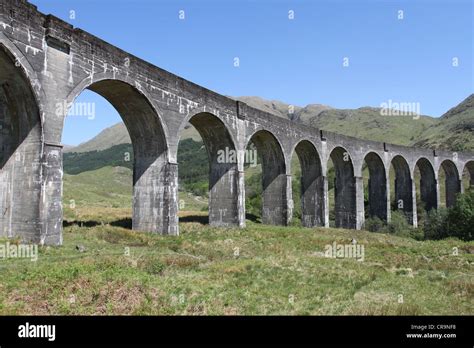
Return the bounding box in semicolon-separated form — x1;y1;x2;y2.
423;190;474;241
386;211;411;235
423;208;449;240
446;190;474;241
378;211;423;240
141;258;165;275
363;212;423;240
364;216;385;232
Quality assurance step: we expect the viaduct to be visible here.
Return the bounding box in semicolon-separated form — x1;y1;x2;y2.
1;0;473;245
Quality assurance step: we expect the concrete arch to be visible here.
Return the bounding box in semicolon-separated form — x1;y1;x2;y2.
462;161;474;189
181;112;240;226
0;35;46;120
358;149;387;175
364;152;388;221
177;107;238;151
247;129;288;225
328;146;357;229
326;144;355;165
440;160;461;207
65;72;170;155
0;42;43;241
246;128;288;167
291;140;324;227
391;155;414;224
415;157;438;212
64;77;174;234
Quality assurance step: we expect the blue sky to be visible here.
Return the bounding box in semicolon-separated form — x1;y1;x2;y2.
30;0;473;145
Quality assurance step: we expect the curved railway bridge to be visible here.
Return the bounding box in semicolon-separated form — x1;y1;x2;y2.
1;0;473;245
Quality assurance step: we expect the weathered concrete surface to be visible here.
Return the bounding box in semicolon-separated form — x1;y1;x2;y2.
0;0;473;244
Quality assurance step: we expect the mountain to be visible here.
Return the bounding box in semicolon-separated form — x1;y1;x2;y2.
234;96;304;120
65;94;473;154
308;107;436;146
412;94;474;152
65;123;131;153
236;96;436;146
65;121;202;154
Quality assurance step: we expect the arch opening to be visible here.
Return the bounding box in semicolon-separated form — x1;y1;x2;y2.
363;152;388;221
463;161;474;192
63;79;171;234
390;155;414;224
329;147;356;229
246;130;287;225
415;158;438;215
0;44;42;240
177;112;239;226
440;160;461;208
292;140;324;227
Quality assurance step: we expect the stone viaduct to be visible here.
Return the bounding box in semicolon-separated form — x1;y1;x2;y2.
0;0;473;245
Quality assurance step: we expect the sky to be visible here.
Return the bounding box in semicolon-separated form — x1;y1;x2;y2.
30;0;473;146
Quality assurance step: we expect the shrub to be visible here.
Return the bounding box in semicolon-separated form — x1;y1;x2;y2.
386;211;412;235
376;211;423;240
141;258;166;275
446;190;474;241
423;208;449;240
364;216;385;232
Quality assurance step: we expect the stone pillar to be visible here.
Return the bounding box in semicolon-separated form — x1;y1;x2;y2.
334;173;357;229
394;175;415;226
368;174;388;221
39;143;63;245
301;173;325;228
262;173;288;226
163;163;179;235
420;177;438;211
323;176;330;228
208;164;240;227
411;179;418;228
286;174;293;225
237;170;246;228
445;177;462;208
386;176;391;223
355;176;365;230
133;157;178;235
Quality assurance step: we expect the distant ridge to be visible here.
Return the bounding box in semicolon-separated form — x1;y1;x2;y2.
65;94;473;153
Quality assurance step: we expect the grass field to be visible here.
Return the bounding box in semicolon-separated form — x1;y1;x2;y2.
1;206;473;315
0;166;472;315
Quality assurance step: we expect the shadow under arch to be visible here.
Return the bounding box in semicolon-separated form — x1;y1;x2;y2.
463;161;474;190
247;129;288;225
364;152;388;221
0;43;43;240
415;157;438;212
64;79;172;234
440;160;461;207
329;146;356;229
292;140;324;227
391;155;414;224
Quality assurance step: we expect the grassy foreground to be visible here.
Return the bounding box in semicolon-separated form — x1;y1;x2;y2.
0;208;472;315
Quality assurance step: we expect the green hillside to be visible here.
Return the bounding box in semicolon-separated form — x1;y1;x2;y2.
412;94;474;152
64;94;474;154
310;108;436;146
64;143;133;174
